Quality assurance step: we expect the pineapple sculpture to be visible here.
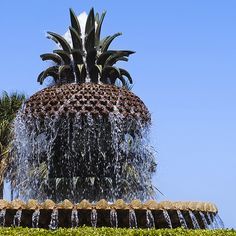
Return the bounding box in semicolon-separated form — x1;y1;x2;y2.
10;8;156;202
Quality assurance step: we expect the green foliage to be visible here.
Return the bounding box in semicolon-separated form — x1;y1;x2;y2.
0;91;25;122
0;91;26;155
0;227;235;236
38;7;134;88
0;91;26;194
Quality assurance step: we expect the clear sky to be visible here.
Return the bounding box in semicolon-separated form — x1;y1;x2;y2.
0;0;235;229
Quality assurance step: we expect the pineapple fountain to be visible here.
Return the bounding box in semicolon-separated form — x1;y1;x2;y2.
0;7;224;230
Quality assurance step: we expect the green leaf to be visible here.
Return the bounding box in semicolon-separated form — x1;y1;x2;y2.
58;65;71;79
97;50;118;65
119;68;133;84
95;11;106;46
85;26;95;52
69;8;81;37
37;66;59;85
101;32;122;52
98;36;109;49
105;50;135;66
101;66;120;84
117;76;126;87
85;8;95;36
86;49;97;69
40;53;62;64
53;50;71;65
76;64;86;83
69;26;82;50
47;31;71;53
95;65;103;75
71;49;84;64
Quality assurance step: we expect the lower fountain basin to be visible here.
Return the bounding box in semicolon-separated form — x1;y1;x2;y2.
0;199;224;229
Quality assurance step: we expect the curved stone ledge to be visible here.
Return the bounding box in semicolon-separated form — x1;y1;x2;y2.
0;199;222;229
0;199;218;213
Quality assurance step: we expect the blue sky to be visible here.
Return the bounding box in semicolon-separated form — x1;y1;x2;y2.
0;0;236;229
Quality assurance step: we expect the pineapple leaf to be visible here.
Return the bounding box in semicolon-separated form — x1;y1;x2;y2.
95;65;103;75
95;13;99;23
76;64;86;83
97;50;118;65
85;8;95;36
47;31;71;53
105;50;135;66
40;53;62;64
101;32;122;52
69;8;81;37
117;76;126;87
102;66;120;84
59;65;71;79
69;26;82;50
86;49;97;69
95;11;106;46
37;66;59;85
119;68;133;84
98;36;109;49
77;64;84;73
53;50;71;65
71;49;84;64
85;26;95;52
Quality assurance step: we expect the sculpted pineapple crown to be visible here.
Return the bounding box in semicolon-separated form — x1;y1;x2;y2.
38;8;134;87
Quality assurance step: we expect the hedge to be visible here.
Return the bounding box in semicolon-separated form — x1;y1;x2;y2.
0;227;235;236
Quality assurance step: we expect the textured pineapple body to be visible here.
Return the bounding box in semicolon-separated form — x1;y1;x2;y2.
24;83;150;123
12;83;156;202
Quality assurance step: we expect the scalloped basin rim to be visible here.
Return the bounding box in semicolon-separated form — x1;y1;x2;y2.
0;199;218;213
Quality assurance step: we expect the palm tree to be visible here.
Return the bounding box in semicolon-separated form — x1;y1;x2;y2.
0;91;25;198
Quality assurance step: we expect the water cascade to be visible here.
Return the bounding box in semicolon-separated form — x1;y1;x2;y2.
214;213;225;229
32;209;40;228
49;208;59;230
177;209;188;229
71;208;79;227
129;209;137;228
110;208;118;228
0;209;6;227
11;93;155;203
189;210;200;229
0;199;223;229
146;209;155;228
91;208;97;227
199;211;209;229
13;209;22;227
162;209;172;228
1;6;224;230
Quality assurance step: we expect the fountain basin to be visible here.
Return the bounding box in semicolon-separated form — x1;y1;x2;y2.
0;199;223;229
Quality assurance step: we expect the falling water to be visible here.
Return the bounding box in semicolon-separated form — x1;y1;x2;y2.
206;212;214;229
146;209;155;228
162;210;172;228
214;213;224;229
110;208;118;228
177;210;188;229
189;211;200;229
71;208;79;227
10;111;156;202
0;209;6;227
91;208;97;227
129;209;137;229
49;208;59;230
199;211;209;229
13;209;22;227
32;209;40;228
